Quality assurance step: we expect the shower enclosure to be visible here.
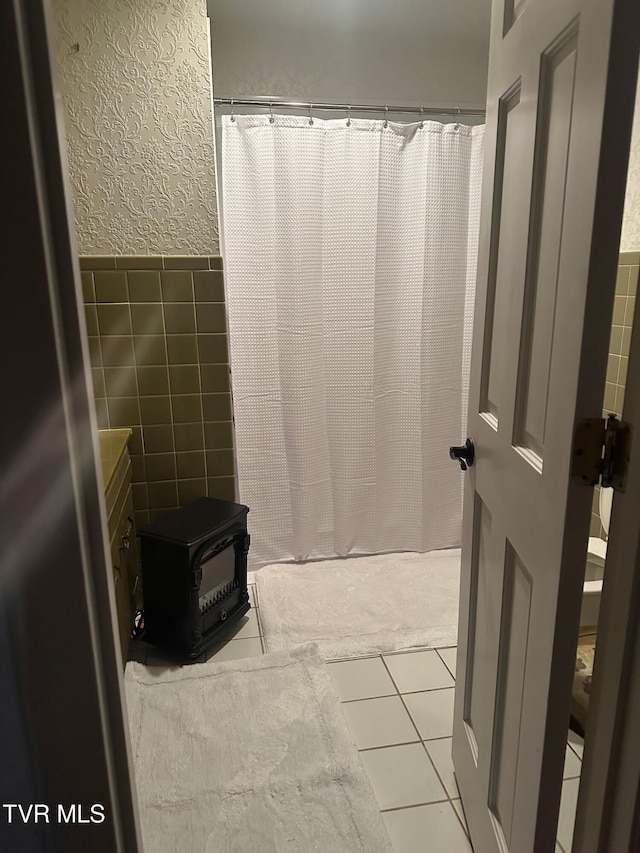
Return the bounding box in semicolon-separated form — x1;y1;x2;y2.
218;107;484;567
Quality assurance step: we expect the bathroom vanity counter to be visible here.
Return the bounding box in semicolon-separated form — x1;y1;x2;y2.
98;428;140;662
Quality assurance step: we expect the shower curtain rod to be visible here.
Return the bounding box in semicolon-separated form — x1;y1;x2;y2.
213;97;486;118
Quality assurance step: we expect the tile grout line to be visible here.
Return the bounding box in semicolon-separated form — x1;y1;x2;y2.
566;740;584;763
380;654;457;746
341;693;400;704
379;797;451;814
414;709;470;837
418;740;462;811
379;652;470;840
158;286;176;516
94;288;109;429
355;730;469;752
340;683;455;705
386;654;468;839
252;600;267;654
228;604;262;644
379;655;430;749
451;797;471;841
435;647;456;680
126;275;147;515
357;739;422;753
253;584;267;653
190;270;210;491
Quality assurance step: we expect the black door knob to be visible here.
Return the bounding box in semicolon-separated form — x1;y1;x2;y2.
449;438;475;471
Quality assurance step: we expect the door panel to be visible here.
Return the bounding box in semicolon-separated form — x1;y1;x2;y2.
453;0;639;851
482;85;528;424
503;0;527;36
488;544;532;848
515;32;578;458
464;498;498;763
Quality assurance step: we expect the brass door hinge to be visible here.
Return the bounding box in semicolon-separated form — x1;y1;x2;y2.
572;415;631;491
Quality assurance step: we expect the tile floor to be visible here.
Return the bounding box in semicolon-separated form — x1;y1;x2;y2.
131;580;585;852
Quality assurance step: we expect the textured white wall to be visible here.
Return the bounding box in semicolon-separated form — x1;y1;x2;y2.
51;0;490;256
52;0;219;255
621;71;640;253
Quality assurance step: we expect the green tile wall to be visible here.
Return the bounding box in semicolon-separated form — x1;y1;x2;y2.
591;252;638;537
82;255;235;528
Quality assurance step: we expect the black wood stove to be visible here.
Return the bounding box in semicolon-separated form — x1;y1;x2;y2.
139;497;250;661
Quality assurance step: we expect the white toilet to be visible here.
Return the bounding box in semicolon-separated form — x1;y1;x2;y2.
581;487;613;626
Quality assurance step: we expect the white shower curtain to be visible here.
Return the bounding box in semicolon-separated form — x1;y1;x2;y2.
221;114;484;567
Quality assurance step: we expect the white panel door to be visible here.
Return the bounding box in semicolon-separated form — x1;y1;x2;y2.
452;0;639;850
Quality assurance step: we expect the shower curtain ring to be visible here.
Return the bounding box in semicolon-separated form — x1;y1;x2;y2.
230;97;235;122
308;101;314;125
420;105;424;129
346;104;351;127
384;104;389;128
269;102;274;124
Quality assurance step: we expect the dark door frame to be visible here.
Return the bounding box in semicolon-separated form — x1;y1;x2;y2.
1;1;140;849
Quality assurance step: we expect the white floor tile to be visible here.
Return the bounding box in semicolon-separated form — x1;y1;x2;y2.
341;696;418;749
383;802;472;853
383;650;455;694
206;637;263;663
425;737;460;799
564;744;582;779
328;657;396;701
567;729;584;759
248;585;257;608
437;647;458;679
226;608;262;640
557;777;580;851
451;800;468;835
404;688;455;740
360;743;446;811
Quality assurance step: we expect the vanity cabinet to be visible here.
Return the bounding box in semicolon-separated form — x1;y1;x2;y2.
99;429;141;663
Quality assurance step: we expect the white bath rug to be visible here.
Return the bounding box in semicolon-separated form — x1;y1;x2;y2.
125;645;392;853
256;549;460;659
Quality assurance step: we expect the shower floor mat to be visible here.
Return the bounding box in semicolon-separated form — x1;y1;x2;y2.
256;549;460;659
